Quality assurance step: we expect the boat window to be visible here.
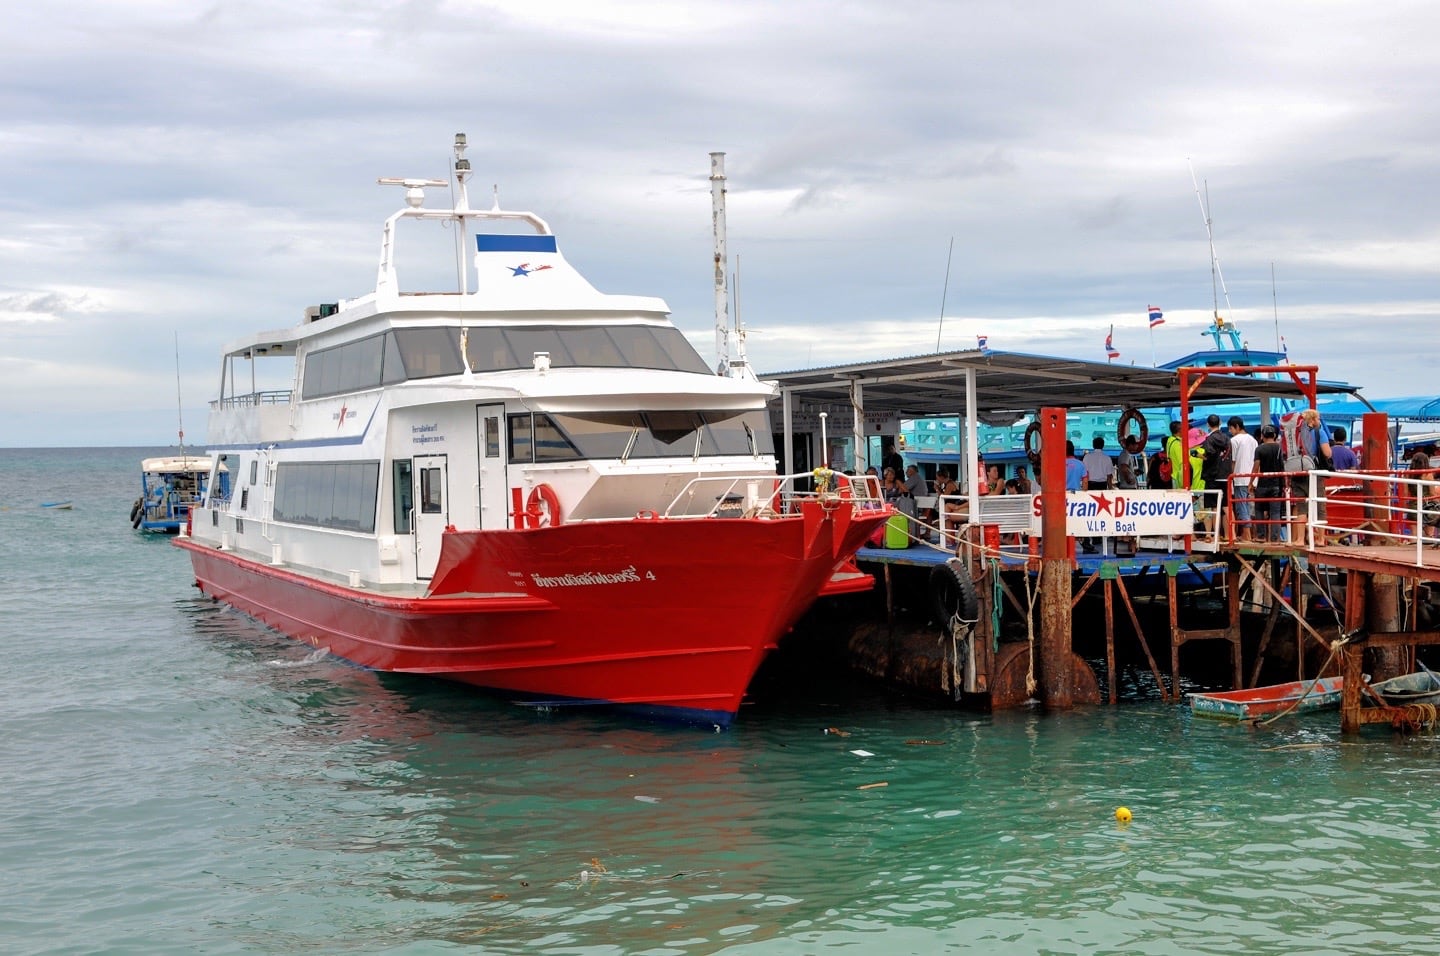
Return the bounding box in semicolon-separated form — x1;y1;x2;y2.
249;460;259;485
464;327;516;373
393;460;414;533
483;417;500;458
542;409;774;460
606;327;677;371
273;461;380;533
419;466;443;514
301;324;713;400
533;414;581;461
503;328;573;368
336;334;384;393
395;328;464;379
508;414;533;463
560;327;626;366
381;332;407;385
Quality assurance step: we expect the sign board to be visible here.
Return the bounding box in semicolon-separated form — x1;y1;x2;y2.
1029;489;1195;537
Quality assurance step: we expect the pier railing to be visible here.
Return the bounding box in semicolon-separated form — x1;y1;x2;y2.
1223;467;1440;565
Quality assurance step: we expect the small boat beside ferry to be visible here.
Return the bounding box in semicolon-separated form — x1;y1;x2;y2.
175;135;889;727
131;456;225;533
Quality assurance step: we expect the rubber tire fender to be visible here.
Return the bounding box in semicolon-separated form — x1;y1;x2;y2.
129;498;142;523
930;559;980;635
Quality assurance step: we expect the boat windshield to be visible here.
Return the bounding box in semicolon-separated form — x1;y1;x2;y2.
302;325;713;400
508;410;773;463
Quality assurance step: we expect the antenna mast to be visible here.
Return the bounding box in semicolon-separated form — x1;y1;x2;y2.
1188;160;1233;326
935;237;954;352
173;332;185;457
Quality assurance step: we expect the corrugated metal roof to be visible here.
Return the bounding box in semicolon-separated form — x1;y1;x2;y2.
761;348;1356;417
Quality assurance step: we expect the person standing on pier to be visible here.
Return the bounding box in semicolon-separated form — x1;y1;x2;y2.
1164;421;1186;489
1228;416;1258;541
1080;437;1114;553
1116;436;1141;490
1064;441;1085;492
1254;425;1285;541
1330;427;1358;471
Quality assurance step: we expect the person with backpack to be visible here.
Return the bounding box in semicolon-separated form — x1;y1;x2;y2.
1162;420;1184;489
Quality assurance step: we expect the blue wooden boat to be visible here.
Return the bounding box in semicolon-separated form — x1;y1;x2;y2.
40;500;73;510
1188;676;1346;719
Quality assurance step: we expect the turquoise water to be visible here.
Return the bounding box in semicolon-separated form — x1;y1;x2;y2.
4;447;1440;955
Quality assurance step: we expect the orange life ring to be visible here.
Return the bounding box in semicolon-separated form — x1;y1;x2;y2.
1023;419;1043;464
1117;406;1149;448
525;483;563;528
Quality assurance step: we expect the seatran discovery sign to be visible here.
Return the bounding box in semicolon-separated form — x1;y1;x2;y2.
1029;490;1195;537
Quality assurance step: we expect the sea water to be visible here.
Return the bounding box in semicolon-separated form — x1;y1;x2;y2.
3;447;1440;955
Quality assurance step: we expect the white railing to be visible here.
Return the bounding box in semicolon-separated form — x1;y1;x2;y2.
1304;469;1440;565
659;470;886;519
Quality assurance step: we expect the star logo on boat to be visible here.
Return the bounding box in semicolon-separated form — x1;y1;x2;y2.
510;263;552;276
1089;493;1114;514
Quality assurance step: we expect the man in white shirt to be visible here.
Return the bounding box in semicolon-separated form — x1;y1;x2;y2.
1227;416;1258;541
1080;437;1115;552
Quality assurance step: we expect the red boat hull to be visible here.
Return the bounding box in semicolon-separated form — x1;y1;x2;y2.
176;501;887;726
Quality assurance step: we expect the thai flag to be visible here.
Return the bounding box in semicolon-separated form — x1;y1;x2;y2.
1105;327;1120;360
1148;305;1164;327
977;334;991;354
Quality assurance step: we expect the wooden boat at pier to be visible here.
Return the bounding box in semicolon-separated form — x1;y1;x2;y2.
1368;668;1440;706
1188;676;1346;719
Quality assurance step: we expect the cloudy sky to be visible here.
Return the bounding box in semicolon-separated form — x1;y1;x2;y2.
4;1;1438;446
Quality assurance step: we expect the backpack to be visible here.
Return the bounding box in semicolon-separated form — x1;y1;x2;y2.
1157;437;1175;484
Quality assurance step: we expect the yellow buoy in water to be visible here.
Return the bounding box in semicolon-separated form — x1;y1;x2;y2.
1115;806;1133;823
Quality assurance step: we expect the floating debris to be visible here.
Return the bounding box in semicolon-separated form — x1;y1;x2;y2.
857;782;889;790
849;749;875;757
824;727;852;737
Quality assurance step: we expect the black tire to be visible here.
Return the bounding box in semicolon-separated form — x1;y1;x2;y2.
930;560;980;635
129;498;142;523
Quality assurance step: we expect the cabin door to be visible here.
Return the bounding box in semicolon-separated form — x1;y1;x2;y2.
413;454;449;579
475;404;509;529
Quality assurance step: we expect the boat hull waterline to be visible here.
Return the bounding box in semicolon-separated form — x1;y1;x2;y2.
179;501;887;726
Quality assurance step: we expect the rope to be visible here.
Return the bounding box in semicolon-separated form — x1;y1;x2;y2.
1023;561;1043;697
1392;703;1438;732
1250;636;1351;727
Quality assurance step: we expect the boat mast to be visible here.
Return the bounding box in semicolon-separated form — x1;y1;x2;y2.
710;152;731;376
173;331;186;459
1189;161;1236;349
452;133;472;295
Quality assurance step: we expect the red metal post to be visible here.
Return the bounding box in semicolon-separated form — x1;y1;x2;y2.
1038;406;1074;708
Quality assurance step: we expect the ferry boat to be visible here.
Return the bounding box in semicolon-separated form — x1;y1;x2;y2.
131;456;226;533
175;135;889;727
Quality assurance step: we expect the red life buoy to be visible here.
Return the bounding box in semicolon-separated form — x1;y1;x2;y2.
525;483;563;528
1117;406;1149;448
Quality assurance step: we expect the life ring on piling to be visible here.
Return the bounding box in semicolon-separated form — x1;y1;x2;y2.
1023;419;1043;465
1117;406;1149;448
930;560;980;636
525;483;563;528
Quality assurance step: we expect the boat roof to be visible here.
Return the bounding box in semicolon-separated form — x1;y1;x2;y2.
142;456;225;474
762;348;1359;419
